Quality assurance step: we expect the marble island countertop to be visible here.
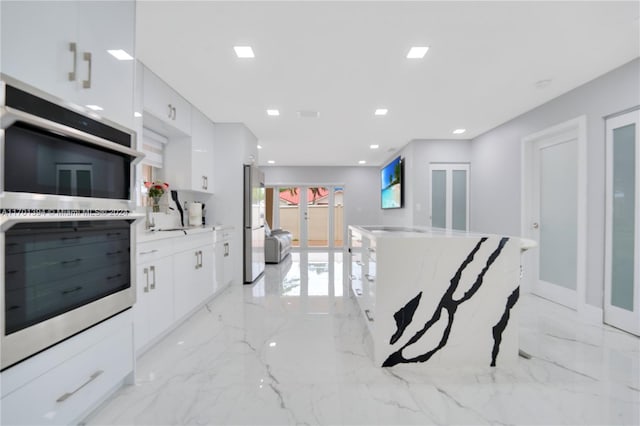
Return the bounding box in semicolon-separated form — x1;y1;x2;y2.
354;225;537;251
137;225;215;243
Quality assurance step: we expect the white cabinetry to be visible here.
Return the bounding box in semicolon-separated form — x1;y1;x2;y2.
173;233;215;320
1;0;136;130
1;312;133;426
164;107;214;193
134;241;174;353
142;66;191;135
214;227;234;291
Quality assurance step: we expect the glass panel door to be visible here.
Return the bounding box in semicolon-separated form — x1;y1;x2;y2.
605;109;640;336
429;164;469;230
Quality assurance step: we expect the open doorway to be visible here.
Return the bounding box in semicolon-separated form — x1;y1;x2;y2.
266;186;344;249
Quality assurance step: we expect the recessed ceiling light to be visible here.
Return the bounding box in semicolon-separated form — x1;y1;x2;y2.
374;108;388;116
406;46;429;59
266;109;280;116
234;46;255;58
85;104;103;111
452;129;466;134
369;144;379;150
268;160;275;164
134;111;142;118
358;160;367;164
257;144;263;149
107;49;133;60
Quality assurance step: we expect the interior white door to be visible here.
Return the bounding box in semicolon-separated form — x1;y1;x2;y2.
531;131;579;309
605;109;640;336
429;164;469;231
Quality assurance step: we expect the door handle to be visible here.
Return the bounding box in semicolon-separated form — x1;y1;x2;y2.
150;265;156;289
143;267;150;292
68;42;77;81
82;52;92;89
56;370;103;403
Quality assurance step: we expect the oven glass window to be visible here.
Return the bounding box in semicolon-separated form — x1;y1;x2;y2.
3;122;131;200
4;220;132;335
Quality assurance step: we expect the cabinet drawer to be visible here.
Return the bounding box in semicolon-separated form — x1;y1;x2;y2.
172;232;213;253
137;240;173;263
1;324;133;425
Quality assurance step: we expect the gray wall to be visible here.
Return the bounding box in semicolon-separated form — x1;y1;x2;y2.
263;166;381;228
470;58;640;307
380;140;472;227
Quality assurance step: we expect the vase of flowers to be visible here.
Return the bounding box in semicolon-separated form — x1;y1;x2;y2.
144;181;169;212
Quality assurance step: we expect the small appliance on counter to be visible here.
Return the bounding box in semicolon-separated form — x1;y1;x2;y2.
188;201;203;227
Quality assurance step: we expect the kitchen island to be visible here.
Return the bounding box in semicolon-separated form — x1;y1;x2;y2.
348;225;529;368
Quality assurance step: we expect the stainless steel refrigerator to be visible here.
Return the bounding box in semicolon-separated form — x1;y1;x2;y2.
243;164;265;283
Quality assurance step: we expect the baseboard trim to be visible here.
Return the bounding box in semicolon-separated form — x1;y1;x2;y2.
579;303;603;324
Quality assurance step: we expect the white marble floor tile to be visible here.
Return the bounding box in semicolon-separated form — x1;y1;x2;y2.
85;251;640;426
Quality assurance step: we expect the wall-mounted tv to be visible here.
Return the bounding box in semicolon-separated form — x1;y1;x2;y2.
381;156;404;209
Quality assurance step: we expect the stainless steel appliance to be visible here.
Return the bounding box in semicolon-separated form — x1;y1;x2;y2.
243;164;265;283
0;76;144;370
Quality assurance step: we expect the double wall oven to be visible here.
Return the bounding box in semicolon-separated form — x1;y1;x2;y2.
0;76;144;370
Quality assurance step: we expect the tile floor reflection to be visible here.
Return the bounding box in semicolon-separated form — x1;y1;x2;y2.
86;251;640;425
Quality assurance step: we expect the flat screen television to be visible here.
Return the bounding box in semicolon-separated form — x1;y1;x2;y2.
381;156;404;209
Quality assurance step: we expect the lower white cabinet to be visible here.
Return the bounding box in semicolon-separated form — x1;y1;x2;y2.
135;240;174;353
173;243;214;320
214;228;234;291
1;312;133;426
134;230;216;355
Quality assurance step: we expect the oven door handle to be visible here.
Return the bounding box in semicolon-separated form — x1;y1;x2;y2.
0;106;143;159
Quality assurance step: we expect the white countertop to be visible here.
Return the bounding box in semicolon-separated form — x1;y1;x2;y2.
350;225;537;251
137;225;215;243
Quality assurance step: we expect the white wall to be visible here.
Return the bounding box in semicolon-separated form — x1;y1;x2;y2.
213;123;258;285
470;58;640;307
263;166;381;228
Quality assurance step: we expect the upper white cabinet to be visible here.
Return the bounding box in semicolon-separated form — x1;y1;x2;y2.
142;66;191;136
1;0;135;130
164;107;214;193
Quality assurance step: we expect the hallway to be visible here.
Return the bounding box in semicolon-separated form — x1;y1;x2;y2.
86;252;640;425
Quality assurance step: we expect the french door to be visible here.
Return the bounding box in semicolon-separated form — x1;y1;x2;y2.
605;109;640;336
429;164;469;230
268;185;344;249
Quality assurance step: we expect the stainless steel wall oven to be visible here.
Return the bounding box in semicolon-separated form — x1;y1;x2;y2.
0;76;144;370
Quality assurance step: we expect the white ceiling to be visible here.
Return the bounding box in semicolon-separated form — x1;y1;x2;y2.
136;1;639;166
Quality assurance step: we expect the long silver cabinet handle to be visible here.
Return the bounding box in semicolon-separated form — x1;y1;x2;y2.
172;106;177;120
68;42;77;81
1;107;143;158
150;265;156;289
199;250;203;268
224;242;229;257
143;267;149;292
364;309;374;322
195;251;199;269
56;370;103;403
139;249;159;256
167;104;173;119
82;52;92;89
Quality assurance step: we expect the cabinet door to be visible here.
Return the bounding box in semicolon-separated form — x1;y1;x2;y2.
77;0;135;129
1;1;78;103
172;249;200;320
147;260;174;344
143;66;191;135
191;108;215;193
134;259;173;353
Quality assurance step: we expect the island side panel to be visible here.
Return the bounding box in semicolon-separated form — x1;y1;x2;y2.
375;235;520;367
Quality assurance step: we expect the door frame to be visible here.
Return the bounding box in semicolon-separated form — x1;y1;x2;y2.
521;116;587;310
268;183;345;250
428;163;470;230
604;108;640;335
